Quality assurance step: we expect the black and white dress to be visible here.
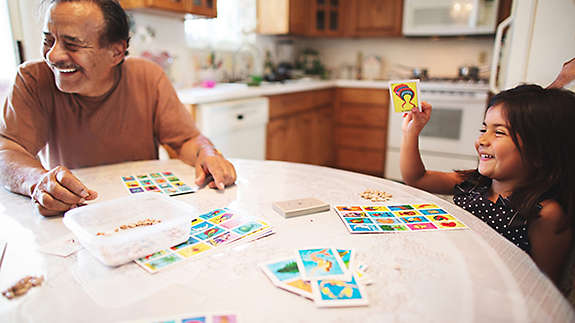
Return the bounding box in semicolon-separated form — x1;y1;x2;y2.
453;180;533;253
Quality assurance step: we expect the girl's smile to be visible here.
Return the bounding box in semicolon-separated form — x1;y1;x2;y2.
475;104;527;191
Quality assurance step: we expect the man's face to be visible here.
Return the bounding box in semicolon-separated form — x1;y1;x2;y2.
42;1;123;97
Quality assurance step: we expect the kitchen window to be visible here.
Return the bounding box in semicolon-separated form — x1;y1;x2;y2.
184;0;256;49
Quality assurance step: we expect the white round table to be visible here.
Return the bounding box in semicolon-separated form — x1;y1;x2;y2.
0;159;572;322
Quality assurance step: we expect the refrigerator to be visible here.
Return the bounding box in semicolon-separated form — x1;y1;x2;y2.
490;0;575;93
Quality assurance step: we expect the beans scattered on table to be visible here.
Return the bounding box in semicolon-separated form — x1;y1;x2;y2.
2;276;44;299
360;189;392;202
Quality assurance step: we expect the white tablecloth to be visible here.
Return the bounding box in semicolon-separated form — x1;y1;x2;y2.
0;159;572;322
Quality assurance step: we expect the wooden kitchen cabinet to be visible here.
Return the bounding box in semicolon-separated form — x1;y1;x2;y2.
307;0;346;37
257;0;308;35
334;88;389;176
120;0;217;17
345;0;403;37
266;89;334;166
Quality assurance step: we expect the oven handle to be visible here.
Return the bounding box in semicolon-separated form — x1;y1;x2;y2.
490;15;513;94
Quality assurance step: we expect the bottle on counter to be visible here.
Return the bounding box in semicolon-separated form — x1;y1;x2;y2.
356;51;363;80
263;50;276;82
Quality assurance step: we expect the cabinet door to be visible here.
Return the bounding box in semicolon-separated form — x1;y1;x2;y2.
311;105;334;166
186;0;217;18
266;113;311;163
347;0;403;37
308;0;345;36
120;0;186;12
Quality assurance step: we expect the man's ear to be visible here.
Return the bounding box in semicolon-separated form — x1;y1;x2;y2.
109;41;127;65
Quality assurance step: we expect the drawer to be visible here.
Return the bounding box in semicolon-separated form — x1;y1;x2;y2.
335;127;386;150
338;88;389;106
268;91;313;119
335;147;385;175
336;104;388;127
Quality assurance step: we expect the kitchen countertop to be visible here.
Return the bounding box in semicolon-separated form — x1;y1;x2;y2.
177;79;490;105
0;158;571;322
177;79;391;105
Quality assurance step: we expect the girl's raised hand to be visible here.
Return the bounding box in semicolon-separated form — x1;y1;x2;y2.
402;101;432;136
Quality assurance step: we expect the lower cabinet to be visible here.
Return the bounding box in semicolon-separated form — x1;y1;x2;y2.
265;86;389;177
334;87;389;176
266;89;334;166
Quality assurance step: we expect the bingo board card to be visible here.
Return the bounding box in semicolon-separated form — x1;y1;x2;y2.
121;171;197;196
136;208;273;273
335;203;468;233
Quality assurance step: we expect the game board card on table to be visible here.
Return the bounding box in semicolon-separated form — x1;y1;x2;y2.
121;313;238;323
335;204;468;234
135;208;273;273
121;171;197;196
294;248;351;281
388;79;421;113
259;258;314;300
311;273;369;308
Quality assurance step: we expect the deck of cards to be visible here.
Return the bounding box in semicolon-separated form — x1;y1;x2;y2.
259;248;371;307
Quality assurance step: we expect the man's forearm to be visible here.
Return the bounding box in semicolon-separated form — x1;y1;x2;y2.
0;143;46;197
177;134;218;166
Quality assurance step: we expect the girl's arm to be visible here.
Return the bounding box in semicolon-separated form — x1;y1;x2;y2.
400;102;463;194
528;200;573;285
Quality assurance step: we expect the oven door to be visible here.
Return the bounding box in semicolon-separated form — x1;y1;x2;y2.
385;90;486;181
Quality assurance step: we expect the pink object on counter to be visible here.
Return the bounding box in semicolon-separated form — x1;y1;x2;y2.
201;80;216;88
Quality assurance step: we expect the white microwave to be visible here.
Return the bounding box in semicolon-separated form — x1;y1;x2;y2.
403;0;500;36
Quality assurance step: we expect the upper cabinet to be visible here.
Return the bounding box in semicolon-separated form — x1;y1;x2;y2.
345;0;403;37
308;0;346;37
120;0;217;18
257;0;402;37
257;0;307;35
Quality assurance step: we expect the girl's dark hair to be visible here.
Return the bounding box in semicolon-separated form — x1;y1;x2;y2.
41;0;130;56
458;84;575;224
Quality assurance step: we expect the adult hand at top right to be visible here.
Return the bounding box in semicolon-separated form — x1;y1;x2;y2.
30;166;98;216
548;57;575;89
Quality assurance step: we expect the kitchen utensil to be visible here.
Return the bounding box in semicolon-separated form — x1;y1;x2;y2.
458;66;480;81
411;67;428;80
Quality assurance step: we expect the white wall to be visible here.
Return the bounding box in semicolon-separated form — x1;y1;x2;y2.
296;36;494;80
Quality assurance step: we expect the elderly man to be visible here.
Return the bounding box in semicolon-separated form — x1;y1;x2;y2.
0;0;236;216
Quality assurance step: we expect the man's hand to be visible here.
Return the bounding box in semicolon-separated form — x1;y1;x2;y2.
31;166;98;216
194;149;236;190
402;101;432;136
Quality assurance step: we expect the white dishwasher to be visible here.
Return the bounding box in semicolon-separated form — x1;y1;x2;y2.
195;97;269;160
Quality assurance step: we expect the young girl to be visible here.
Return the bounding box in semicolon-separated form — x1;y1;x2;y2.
400;84;575;286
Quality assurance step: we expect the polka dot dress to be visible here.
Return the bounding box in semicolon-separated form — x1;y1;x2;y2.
453;181;530;252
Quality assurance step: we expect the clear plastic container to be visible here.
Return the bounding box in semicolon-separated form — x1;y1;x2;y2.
64;193;192;266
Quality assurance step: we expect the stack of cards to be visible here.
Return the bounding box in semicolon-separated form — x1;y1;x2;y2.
334;203;468;233
136;208;273;273
260;248;370;307
121;171;197;196
122;313;237;323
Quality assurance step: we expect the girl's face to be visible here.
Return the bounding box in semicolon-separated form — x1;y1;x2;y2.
474;104;527;185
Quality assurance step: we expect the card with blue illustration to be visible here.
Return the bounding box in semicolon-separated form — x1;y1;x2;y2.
311;273;369;307
335;204;468;234
259;257;314;299
295;248;350;281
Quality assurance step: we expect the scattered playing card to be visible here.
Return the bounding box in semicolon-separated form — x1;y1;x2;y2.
311;274;369;307
295;248;351;281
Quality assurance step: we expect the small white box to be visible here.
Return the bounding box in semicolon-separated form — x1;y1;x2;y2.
272;198;330;218
63;194;192;266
